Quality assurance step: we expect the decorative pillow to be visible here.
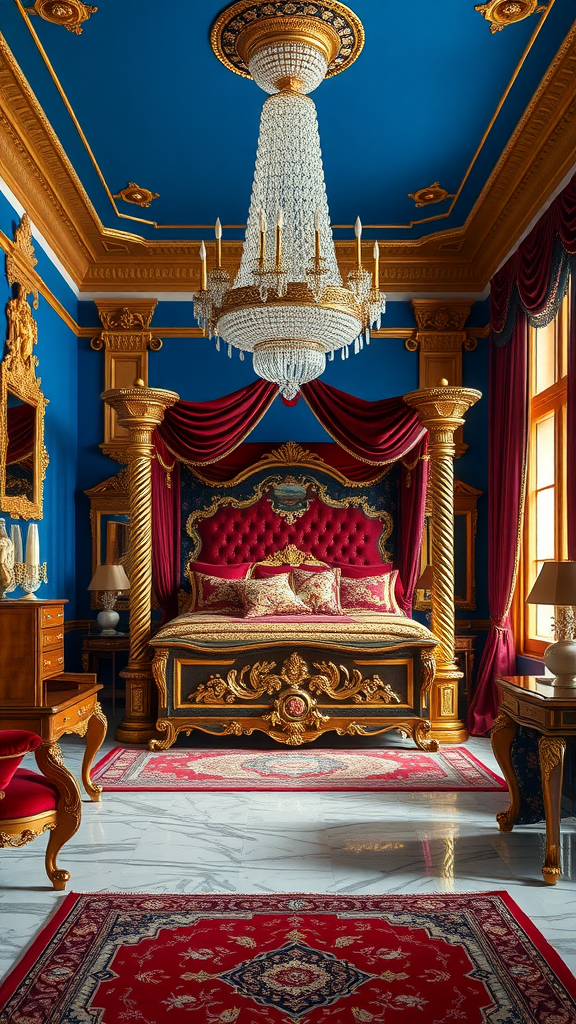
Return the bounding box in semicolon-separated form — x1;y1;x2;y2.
253;563;328;579
332;562;393;578
239;575;310;618
186;562;252;614
340;569;402;614
291;567;342;615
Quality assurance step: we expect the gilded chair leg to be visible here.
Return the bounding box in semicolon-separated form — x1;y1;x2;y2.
35;743;81;890
82;701;108;801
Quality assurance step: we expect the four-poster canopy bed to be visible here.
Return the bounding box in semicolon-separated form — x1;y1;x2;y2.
102;380;480;750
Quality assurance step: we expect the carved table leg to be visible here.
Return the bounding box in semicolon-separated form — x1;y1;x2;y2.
35;743;81;891
82;701;107;802
538;736;566;886
491;712;520;832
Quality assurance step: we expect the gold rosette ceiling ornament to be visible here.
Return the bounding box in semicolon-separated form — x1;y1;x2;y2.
194;1;385;400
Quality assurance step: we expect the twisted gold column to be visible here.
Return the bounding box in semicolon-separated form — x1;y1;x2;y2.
102;383;179;743
404;384;481;743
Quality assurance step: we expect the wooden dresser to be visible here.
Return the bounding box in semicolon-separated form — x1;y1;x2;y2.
0;599;107;802
0;599;66;701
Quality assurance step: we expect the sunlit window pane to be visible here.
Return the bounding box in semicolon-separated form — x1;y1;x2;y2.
535;487;555;560
534;320;556;394
535;414;555;489
535;602;554;640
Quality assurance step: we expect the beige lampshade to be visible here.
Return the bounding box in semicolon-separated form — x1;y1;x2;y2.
526;561;576;606
88;563;130;592
417;564;433;590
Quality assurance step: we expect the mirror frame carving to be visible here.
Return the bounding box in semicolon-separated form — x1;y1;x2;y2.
0;214;49;520
85;468;130;610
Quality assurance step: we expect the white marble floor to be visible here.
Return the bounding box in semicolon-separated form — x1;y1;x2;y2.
1;717;575;987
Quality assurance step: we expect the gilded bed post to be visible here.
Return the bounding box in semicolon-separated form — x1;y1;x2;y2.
102;382;179;743
403;384;481;743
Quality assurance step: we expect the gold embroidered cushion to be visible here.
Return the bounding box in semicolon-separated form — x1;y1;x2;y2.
239;575;311;618
192;573;247;614
340;569;401;614
291;567;342;615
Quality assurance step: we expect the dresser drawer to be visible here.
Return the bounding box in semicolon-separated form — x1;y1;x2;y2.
41;606;64;628
41;627;65;651
41;650;65;677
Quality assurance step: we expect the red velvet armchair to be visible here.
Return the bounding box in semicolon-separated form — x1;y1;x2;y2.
0;730;81;890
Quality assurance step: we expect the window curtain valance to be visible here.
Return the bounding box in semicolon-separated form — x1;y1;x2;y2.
491;175;576;347
468;174;576;736
152;380;428;621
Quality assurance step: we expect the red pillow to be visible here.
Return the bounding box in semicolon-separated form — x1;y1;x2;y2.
253;563;328;579
0;730;41;792
332;562;393;578
186;562;252;613
340;569;402;615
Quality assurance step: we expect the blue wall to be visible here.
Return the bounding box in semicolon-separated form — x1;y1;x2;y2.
0;193;78;615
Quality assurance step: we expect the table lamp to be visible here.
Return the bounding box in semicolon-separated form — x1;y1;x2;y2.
526;560;576;686
88;564;130;634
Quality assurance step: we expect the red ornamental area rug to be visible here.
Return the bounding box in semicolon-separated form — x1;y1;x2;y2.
1;893;575;1023
91;746;507;792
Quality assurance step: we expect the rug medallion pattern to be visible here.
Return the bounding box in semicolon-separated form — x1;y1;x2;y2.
1;893;574;1023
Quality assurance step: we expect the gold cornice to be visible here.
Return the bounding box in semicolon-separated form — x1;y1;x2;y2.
0;226;79;333
0;19;573;293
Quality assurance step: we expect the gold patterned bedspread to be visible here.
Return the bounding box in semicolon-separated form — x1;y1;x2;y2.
150;611;438;653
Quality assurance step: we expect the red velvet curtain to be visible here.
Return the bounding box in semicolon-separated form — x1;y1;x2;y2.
468;174;576;735
152;379;428;620
467;314;528;735
6;404;35;465
568;282;576;561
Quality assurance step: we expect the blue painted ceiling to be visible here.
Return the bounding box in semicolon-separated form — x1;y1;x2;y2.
2;0;574;243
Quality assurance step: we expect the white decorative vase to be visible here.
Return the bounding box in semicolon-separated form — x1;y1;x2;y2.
544;640;576;686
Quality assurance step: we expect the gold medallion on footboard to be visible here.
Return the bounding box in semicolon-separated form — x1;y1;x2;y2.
150;645;437;751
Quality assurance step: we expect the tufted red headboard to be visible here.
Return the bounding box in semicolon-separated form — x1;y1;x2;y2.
194;494;387;566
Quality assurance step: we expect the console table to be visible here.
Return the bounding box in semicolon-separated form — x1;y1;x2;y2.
0;600;107;801
491;675;576;885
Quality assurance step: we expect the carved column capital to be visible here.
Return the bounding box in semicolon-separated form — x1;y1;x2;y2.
403;386;481;451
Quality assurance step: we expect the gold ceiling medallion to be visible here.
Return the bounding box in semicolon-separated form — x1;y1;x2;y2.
407;183;455;208
26;0;97;34
113;183;160;208
474;0;548;32
210;0;364;82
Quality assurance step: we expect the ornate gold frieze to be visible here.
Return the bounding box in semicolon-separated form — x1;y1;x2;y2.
25;0;97;34
113;183;160;208
189;651;403;708
407;182;455;207
191;441;392;488
0;821;56;847
475;0;548;33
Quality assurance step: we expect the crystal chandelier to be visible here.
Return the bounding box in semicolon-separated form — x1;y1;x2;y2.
194;1;386;401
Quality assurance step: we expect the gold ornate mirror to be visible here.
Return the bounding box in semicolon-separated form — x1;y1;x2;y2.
0;215;48;520
85;469;131;610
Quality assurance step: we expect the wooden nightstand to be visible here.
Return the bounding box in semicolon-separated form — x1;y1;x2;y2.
491;675;576;885
81;632;130;714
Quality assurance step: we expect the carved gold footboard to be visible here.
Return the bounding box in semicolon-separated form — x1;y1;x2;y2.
150;643;437;752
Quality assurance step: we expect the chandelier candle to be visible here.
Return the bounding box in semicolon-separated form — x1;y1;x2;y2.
201;0;385;399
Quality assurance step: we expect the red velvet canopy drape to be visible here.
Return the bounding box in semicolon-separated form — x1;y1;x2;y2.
468;174;576;735
152;380;428;621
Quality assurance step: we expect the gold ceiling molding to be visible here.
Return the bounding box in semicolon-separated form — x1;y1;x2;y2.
0;226;79;334
407;183;455;208
475;0;548;33
0;22;573;293
25;0;97;34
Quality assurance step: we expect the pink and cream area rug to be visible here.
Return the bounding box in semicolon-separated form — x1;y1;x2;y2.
1;892;575;1023
91;746;507;792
